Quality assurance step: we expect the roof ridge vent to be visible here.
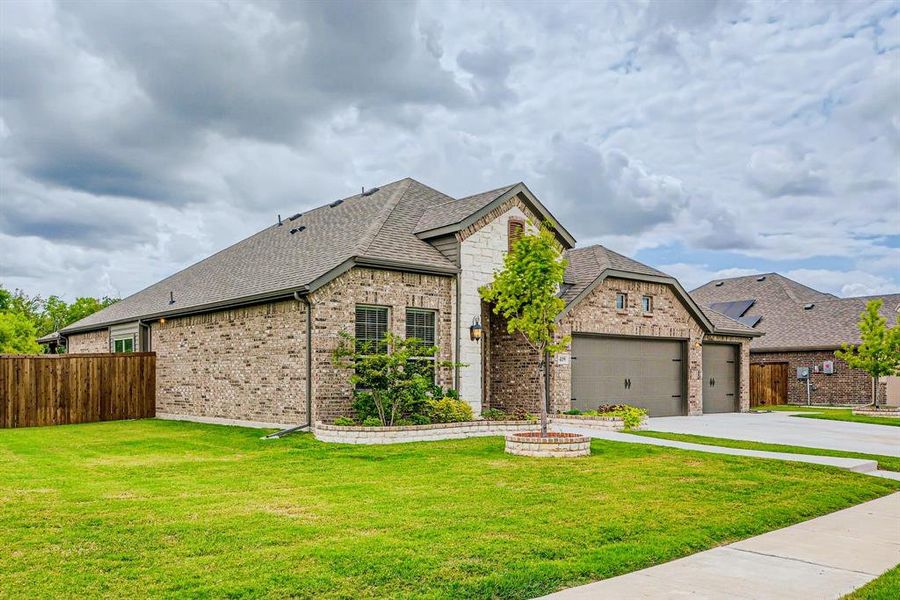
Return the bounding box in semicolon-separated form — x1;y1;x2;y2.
290;226;306;235
756;275;767;281
362;186;380;197
329;199;344;208
288;213;302;221
803;303;814;310
715;281;724;287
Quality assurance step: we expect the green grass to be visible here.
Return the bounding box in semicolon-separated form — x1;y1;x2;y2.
753;405;900;427
630;431;900;472
844;566;900;599
1;420;897;599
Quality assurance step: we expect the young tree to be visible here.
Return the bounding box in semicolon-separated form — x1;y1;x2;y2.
834;299;900;407
480;223;570;436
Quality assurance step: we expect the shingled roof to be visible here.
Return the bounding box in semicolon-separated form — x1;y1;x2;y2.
691;273;900;351
64;178;463;332
560;245;759;336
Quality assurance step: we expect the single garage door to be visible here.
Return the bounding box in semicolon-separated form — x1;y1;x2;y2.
702;344;738;413
571;335;685;417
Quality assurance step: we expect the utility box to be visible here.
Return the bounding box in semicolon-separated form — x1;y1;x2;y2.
797;367;810;380
822;360;834;375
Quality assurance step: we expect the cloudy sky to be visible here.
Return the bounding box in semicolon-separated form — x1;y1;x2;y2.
1;0;898;302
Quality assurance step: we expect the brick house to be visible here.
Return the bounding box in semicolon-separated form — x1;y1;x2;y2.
691;273;900;406
60;178;758;427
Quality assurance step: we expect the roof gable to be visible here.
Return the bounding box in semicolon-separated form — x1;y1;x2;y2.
414;182;576;248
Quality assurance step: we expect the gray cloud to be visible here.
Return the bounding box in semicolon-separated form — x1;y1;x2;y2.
540;140;690;236
1;0;898;300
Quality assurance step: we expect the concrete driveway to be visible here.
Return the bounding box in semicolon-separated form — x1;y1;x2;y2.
645;412;900;457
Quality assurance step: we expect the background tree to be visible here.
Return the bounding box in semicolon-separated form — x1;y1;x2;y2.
480;223;570;436
834;299;900;407
0;283;119;354
0;312;42;354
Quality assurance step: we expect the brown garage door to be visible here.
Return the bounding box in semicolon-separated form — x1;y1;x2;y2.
571;335;685;417
702;344;738;413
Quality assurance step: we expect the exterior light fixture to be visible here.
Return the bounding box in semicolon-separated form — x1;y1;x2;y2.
469;317;483;341
159;318;166;325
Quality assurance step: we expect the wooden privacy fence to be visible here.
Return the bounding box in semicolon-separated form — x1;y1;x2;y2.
0;353;156;428
750;362;788;408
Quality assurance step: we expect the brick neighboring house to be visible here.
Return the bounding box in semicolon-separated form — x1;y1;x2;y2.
691;273;900;406
59;177;758;427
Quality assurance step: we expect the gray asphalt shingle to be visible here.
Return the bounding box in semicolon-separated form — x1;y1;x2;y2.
691;273;899;350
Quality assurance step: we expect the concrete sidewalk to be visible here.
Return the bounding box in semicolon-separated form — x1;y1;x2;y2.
539;492;900;599
556;427;882;473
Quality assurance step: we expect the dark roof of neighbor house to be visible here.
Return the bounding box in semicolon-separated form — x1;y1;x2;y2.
62;178;574;333
560;245;759;337
691;273;900;351
36;331;61;344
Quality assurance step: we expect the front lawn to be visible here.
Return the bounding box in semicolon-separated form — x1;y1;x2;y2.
844;566;900;599
754;405;900;427
1;420;897;599
631;431;900;472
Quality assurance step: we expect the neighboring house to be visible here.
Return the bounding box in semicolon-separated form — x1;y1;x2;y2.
61;178;758;426
36;331;63;353
691;273;900;406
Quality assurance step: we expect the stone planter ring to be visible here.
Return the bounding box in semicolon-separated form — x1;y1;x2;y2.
504;431;591;457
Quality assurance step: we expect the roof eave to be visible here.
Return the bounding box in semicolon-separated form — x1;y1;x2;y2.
415;183;577;249
61;257;459;334
751;345;843;353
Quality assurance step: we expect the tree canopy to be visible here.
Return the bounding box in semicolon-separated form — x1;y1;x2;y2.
0;283;118;354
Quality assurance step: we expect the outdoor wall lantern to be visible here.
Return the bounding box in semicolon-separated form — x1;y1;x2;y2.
469;317;483;341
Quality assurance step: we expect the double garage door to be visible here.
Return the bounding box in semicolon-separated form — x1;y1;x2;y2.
571;335;737;417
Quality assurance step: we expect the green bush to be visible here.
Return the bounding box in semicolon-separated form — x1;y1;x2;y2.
480;408;507;420
563;409;581;415
599;405;647;429
333;416;356;426
362;416;382;427
332;332;462;426
428;397;474;423
409;414;432;425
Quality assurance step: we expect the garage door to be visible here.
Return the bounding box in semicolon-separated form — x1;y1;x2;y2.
571;335;685;417
702;344;738;413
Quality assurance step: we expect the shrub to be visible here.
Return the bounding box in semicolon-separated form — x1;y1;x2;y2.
362;416;382;427
480;408;507;421
333;416;356;426
599;405;647;429
428;397;474;423
409;414;432;425
332;332;461;426
563;409;581;415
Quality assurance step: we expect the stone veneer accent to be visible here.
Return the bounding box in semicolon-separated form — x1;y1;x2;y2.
314;420;536;444
551;414;644;430
457;197;541;414
66;329;110;353
751;350;883;405
152;299;309;424
308;267;455;424
852;407;900;417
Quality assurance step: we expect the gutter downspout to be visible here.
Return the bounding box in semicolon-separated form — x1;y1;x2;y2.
455;275;461;390
265;291;313;439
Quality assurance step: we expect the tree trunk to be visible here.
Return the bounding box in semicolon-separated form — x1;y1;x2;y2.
538;355;548;437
